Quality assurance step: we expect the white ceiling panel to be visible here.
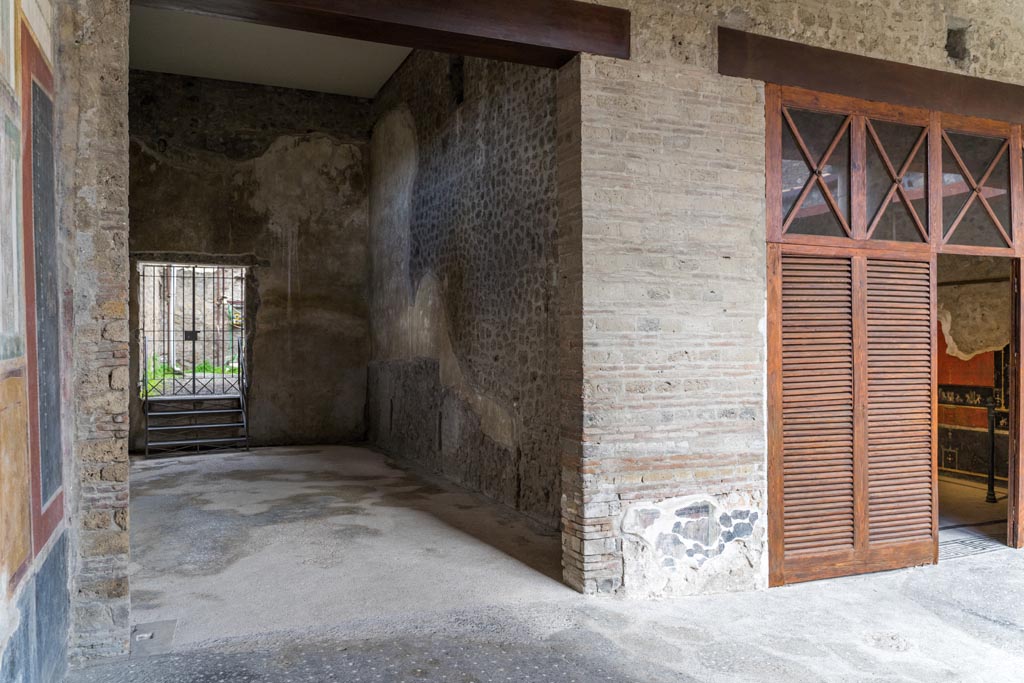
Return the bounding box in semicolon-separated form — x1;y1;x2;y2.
130;6;411;98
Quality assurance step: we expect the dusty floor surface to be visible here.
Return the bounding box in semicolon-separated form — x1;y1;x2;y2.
68;446;1024;682
939;476;1008;536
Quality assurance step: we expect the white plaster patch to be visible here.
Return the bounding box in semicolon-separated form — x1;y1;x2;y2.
0;572;20;665
0;0;13;88
620;491;767;597
938;281;1011;360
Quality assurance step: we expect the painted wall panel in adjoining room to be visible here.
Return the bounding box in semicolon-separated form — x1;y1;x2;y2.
30;81;61;502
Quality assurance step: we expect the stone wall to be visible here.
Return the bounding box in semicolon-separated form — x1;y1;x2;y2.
58;0;131;661
568;0;1024;596
39;0;1024;666
367;52;562;526
128;71;373;447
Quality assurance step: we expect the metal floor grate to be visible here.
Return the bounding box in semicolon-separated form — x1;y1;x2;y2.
938;537;1006;561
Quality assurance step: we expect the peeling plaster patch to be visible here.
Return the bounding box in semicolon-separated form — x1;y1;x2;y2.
369;106;515;449
621;492;766;597
936;254;1012;360
938;283;1011;361
406;275;515;448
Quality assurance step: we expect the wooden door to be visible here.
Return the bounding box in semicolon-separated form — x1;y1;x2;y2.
769;245;936;585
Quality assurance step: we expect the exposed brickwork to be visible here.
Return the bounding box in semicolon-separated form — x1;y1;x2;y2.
570;48;768;593
57;0;131;659
554;59;587;590
44;0;1024;663
567;0;1024;595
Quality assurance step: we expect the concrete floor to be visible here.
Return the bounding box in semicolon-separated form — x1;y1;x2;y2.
124;446;566;648
68;446;1024;682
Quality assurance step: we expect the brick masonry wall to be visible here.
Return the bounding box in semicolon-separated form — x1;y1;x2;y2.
58;0;132;659
368;52;562;526
568;0;1024;596
44;0;1024;661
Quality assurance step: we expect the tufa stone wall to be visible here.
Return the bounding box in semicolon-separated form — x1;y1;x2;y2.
128;71;373;447
367;52;562;526
58;0;132;659
567;0;1024;596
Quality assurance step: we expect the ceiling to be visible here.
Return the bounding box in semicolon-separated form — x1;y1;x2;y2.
129;6;412;99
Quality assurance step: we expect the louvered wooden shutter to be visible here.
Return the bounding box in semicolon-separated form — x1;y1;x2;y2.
780;255;856;557
773;250;935;585
865;258;934;545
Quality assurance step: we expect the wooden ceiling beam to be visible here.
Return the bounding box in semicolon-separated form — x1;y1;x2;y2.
132;0;631;69
719;27;1024;125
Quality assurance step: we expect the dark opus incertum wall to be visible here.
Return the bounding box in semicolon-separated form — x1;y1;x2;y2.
367;52;562;527
128;72;373;447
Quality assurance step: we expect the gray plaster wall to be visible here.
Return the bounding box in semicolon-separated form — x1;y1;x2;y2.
367;52;561;527
128;71;373;447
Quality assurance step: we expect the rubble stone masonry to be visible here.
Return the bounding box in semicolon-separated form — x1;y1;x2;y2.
58;0;132;659
368;52;562;526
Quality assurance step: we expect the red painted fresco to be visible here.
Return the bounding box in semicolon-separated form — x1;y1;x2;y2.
937;328;995;387
937;326;994;430
20;21;62;556
938;404;989;430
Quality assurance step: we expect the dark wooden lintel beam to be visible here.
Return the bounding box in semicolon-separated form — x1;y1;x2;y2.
132;0;631;69
719;27;1024;125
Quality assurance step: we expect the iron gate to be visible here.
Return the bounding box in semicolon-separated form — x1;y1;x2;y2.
139;263;247;397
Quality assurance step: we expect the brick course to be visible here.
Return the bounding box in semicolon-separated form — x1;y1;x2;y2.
567;0;1024;595
57;0;131;659
46;0;1024;661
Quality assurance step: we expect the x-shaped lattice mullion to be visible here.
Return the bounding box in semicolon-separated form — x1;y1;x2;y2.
864;122;928;241
782;109;853;236
942;132;1012;247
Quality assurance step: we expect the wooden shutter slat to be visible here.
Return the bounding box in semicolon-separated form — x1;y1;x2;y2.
780;254;856;557
775;250;937;586
866;258;934;547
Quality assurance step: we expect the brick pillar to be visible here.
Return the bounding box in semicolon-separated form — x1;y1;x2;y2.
555;58;595;592
57;0;132;660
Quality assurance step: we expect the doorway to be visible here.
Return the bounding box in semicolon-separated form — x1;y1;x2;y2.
766;84;1024;586
135;262;250;455
138;262;247;399
937;254;1012;558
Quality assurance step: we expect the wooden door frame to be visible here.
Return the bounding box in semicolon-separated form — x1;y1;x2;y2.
1011;260;1024;548
767;84;1024;586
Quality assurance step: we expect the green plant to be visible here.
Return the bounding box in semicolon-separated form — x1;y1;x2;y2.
147;354;178;378
193;360;239;375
